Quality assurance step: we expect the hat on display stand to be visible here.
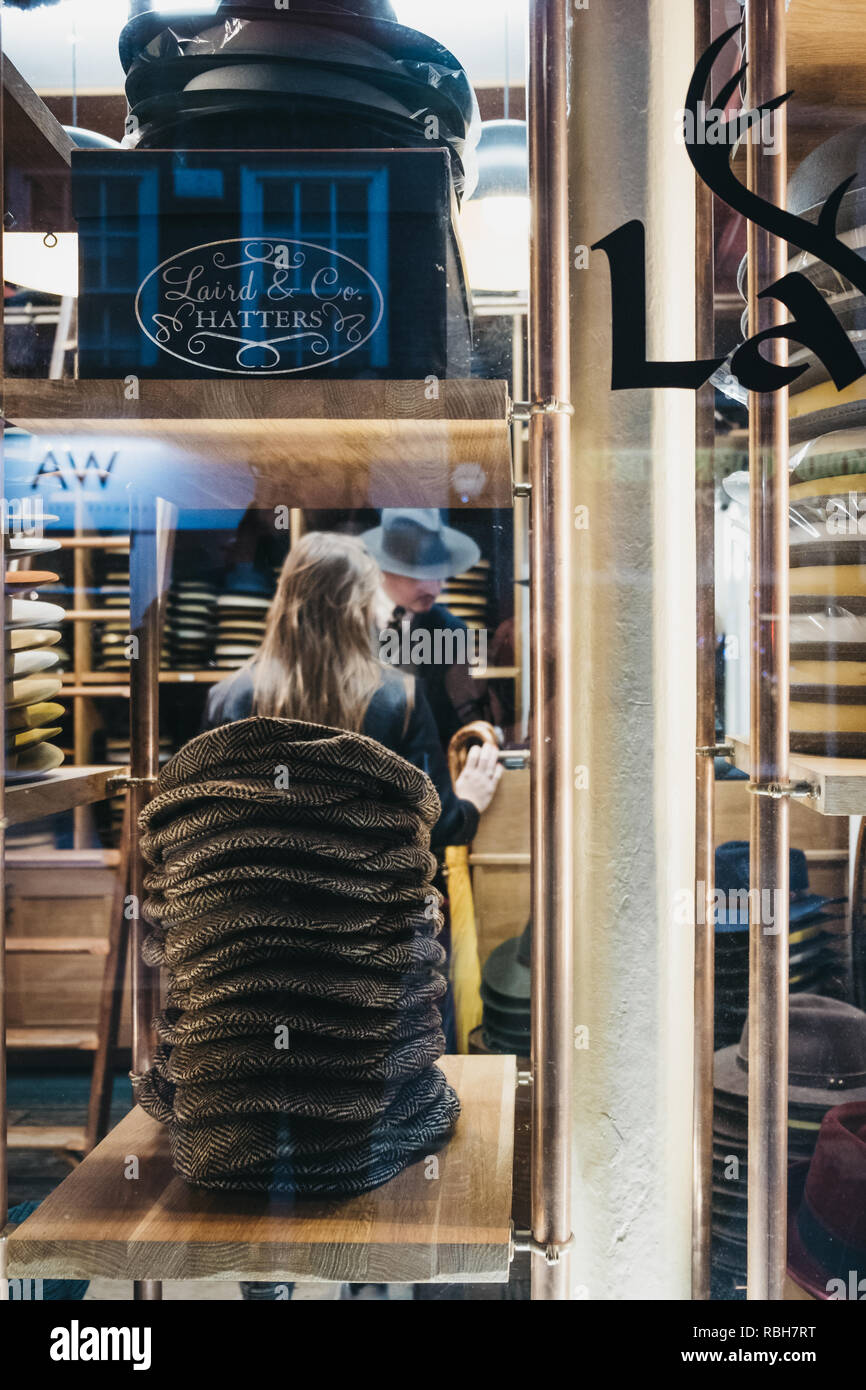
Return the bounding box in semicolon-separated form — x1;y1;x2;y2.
118;1;479;202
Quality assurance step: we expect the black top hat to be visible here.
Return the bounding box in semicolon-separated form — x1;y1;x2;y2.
121;3;457;75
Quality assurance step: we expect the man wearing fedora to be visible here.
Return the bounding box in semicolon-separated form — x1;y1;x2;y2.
363;508;489;749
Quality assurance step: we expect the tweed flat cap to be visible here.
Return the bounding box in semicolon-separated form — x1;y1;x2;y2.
142;1062;454;1126
154;824;437;883
167;960;447;1013
154;1000;444;1048
159;1027;446;1085
168;1088;460;1182
142;895;442;943
151;718;440;820
141;781;431;857
143;926;446;983
144;860;435;909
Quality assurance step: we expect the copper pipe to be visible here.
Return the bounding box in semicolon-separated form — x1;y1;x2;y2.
528;0;574;1301
745;0;790;1303
692;0;717;1304
129;495;174;1303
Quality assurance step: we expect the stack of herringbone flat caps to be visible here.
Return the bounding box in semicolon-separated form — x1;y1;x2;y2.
5;535;66;778
135;716;461;1196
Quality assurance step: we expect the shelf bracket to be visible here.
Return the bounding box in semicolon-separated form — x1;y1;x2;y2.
510;1226;575;1265
696;743;734;759
106;773;158;795
510;399;575;422
746;780;817;802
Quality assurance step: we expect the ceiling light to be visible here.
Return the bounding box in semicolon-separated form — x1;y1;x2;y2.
460;119;530;295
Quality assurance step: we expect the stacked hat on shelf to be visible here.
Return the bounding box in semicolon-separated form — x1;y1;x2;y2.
786;1100;866;1300
480;920;530;1057
711;995;866;1295
713;843;844;1049
213;564;274;671
440;558;492;632
5;525;67;778
135;717;460;1195
736;123;866;759
118;0;480;204
166;579;218;672
94;559;132;673
788;428;866;756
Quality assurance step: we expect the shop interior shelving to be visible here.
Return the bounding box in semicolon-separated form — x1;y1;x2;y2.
1;54;520;1287
6;1055;517;1285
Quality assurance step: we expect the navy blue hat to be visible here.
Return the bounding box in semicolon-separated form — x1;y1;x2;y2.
714;841;827;931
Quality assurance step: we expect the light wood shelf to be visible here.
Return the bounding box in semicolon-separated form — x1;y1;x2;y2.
8;1027;98;1052
5;765;123;826
1;378;513;510
728;735;866;817
8;1126;86;1153
6;1055;516;1285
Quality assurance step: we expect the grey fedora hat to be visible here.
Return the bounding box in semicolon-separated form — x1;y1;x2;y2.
715;994;866;1108
362;509;480;580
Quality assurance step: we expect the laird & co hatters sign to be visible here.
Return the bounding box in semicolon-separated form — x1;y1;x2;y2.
135;238;384;375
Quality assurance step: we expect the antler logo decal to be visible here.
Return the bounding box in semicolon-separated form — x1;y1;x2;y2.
592;23;865;395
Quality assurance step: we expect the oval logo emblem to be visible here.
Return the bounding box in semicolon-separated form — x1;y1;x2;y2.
135;238;385;375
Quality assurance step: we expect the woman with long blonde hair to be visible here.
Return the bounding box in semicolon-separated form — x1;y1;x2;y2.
204;531;500;848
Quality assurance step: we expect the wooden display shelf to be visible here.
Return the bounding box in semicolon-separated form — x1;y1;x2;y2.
6;1055;517;1285
0;378;513;510
8;1126;86;1153
5;765;123;825
78;672;221;686
8;1027;98;1051
728;735;866;817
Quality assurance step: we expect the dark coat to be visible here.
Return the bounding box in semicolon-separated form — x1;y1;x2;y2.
203;667;479;851
380;604;488;748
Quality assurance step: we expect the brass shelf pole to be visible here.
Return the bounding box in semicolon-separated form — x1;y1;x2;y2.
128;493;175;1304
692;0;717;1305
528;0;575;1300
745;0;791;1304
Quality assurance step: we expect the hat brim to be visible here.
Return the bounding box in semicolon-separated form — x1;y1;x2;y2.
714;894;828;930
361;523;480;580
786;1163;836;1301
120;7;473;100
714;1044;866;1108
